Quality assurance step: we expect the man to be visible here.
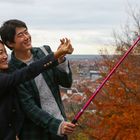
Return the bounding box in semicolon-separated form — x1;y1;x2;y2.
0;19;76;140
0;39;74;140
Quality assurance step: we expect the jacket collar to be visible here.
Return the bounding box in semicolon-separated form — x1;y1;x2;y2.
10;48;39;68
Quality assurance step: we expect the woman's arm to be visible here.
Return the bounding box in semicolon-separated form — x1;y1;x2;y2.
0;53;58;89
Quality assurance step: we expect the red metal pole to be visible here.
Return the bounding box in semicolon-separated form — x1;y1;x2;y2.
71;36;140;124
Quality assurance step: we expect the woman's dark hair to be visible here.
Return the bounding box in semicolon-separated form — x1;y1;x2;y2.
0;40;4;45
0;19;27;50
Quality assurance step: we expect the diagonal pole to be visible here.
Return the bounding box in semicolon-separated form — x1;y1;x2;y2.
71;36;140;124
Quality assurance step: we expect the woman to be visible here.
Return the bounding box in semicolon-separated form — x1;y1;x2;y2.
0;39;73;140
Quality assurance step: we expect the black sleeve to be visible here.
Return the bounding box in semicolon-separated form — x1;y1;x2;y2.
0;53;58;89
43;45;72;87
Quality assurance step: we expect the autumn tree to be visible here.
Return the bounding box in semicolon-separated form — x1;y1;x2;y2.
68;6;140;140
83;7;140;140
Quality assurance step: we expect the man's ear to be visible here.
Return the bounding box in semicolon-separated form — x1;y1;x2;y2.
6;41;14;49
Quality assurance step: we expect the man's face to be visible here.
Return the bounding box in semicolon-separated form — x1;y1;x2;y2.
11;27;32;52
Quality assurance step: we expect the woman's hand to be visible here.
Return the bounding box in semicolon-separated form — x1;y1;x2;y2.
56;38;74;63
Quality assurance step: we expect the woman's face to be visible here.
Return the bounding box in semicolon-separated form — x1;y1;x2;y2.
0;42;8;70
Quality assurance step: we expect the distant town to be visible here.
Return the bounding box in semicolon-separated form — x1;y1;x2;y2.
60;55;104;113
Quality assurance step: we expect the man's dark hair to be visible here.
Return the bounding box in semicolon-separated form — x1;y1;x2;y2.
0;19;27;50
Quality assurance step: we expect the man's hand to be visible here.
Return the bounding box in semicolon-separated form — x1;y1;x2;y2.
60;121;76;135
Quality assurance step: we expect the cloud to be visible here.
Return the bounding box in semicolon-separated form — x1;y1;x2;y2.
0;0;36;4
29;29;115;54
0;0;139;30
1;0;140;54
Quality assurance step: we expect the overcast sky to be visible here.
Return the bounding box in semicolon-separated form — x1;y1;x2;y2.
0;0;140;54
